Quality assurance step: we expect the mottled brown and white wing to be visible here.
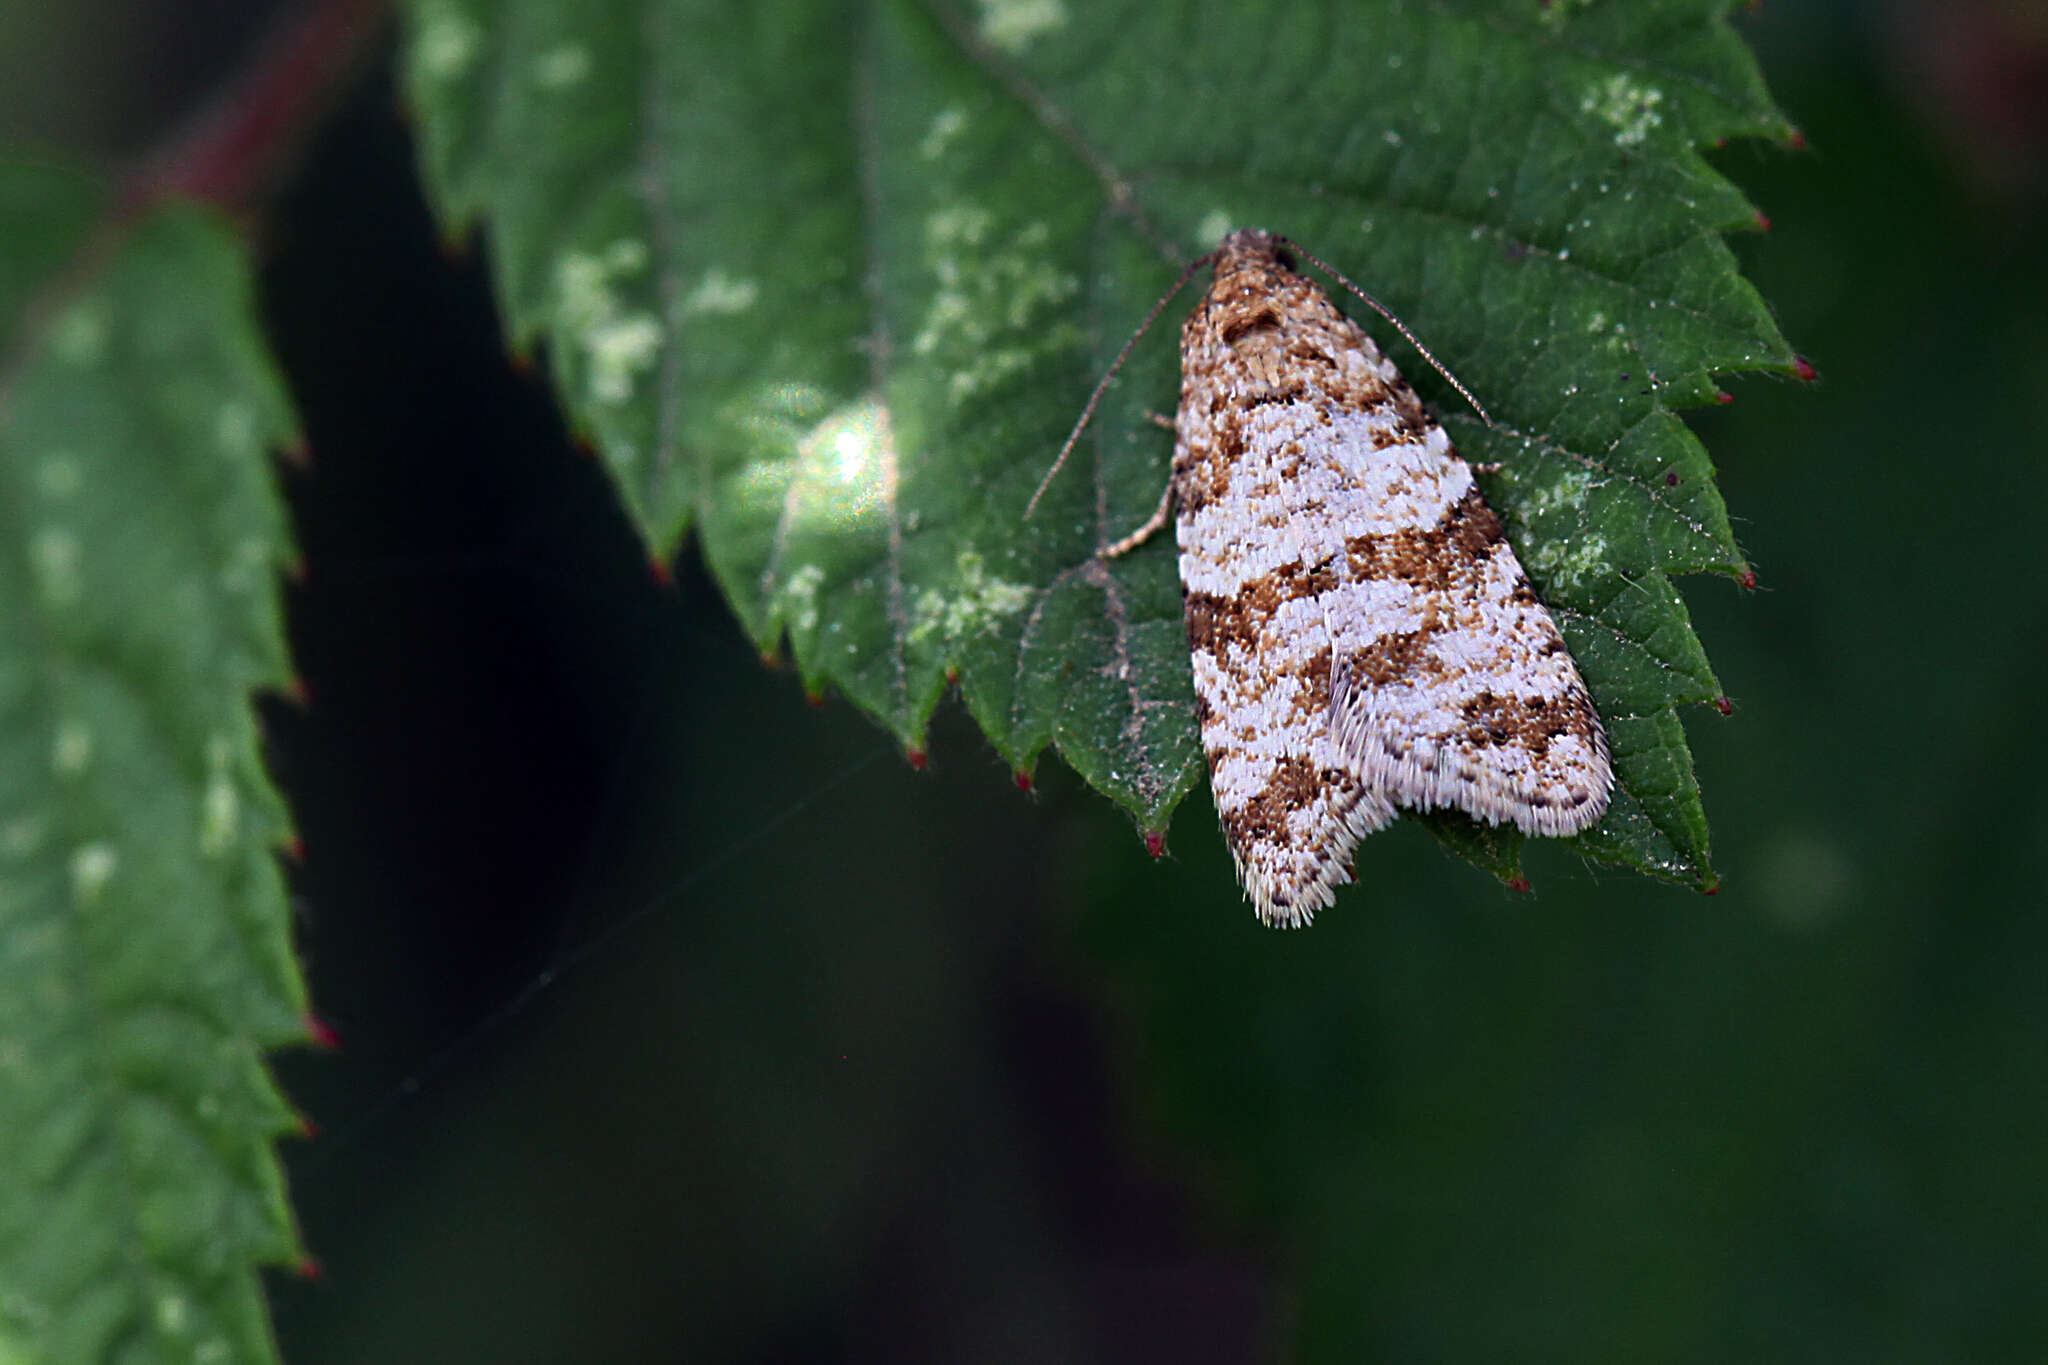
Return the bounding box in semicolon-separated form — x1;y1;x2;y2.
1170;230;1610;925
1180;512;1400;926
1324;431;1612;839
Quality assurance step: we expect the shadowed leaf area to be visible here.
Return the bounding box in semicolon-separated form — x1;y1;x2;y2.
402;0;1795;888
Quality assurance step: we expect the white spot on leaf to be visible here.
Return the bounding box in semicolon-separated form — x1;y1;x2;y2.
30;528;83;607
682;270;760;316
1580;72;1665;148
414;2;480;80
1521;468;1594;517
556;245;662;406
533;43;591;89
155;1292;187;1333
907;552;1035;646
925;204;993;249
52;719;92;776
200;735;238;857
978;0;1066;53
778;564;826;633
913;208;1078;404
586;318;661;403
1527;531;1609;589
70;844;117;906
920;109;968;161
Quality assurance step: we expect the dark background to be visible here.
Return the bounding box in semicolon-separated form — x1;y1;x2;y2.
7;2;2047;1360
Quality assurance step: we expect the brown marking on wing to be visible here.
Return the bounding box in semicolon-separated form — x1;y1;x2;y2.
1184;559;1339;661
1286;646;1334;714
1218;755;1353;889
1183;590;1251;659
1445;489;1507;558
1343;489;1508;591
1456;688;1605;805
1346;628;1438;688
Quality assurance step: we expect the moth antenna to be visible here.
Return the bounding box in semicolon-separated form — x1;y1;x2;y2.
1024;249;1217;520
1278;237;1492;427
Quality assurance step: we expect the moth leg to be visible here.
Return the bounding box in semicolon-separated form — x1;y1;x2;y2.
1100;479;1175;559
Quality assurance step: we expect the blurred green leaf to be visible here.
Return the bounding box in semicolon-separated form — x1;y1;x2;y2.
0;173;307;1364
400;0;1794;889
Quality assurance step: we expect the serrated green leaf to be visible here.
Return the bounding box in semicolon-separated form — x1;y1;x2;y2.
0;182;307;1364
400;0;1794;888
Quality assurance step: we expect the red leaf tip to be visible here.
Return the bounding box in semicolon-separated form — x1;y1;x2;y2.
1143;830;1167;859
905;748;928;771
649;556;673;587
1753;211;1772;232
1714;696;1734;716
1792;354;1818;382
1739;569;1758;591
1013;770;1033;792
303;1014;341;1051
295;1257;325;1282
1507;877;1532;894
1715;390;1735;406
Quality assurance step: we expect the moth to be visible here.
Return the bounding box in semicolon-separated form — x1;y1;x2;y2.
1033;230;1611;926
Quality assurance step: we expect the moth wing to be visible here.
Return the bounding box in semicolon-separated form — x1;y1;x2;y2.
1179;438;1399;928
1190;638;1396;927
1323;467;1613;837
